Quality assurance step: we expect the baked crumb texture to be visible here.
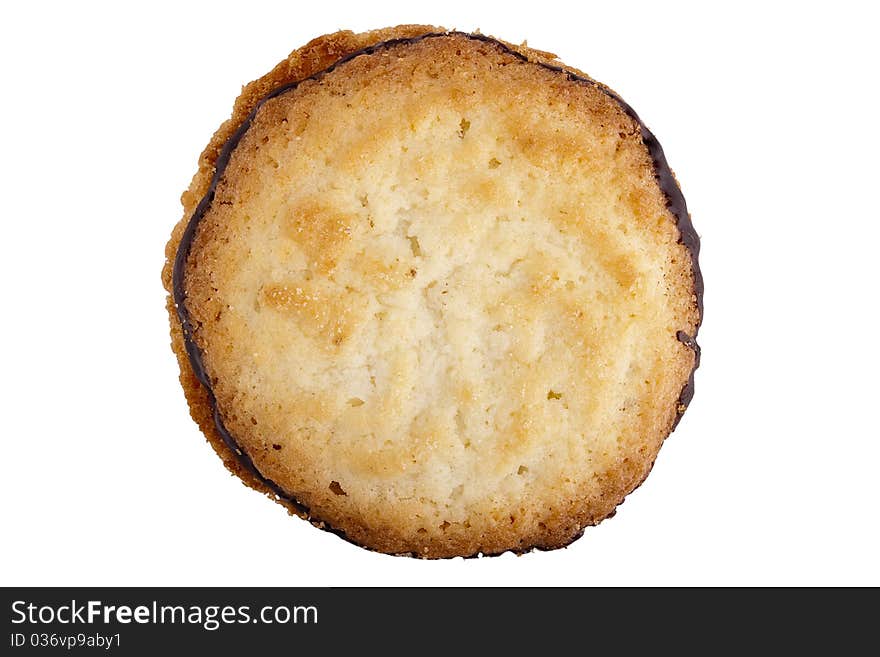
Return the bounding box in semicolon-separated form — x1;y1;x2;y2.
162;25;701;558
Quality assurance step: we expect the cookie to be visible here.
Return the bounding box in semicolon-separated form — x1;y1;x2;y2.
162;25;702;558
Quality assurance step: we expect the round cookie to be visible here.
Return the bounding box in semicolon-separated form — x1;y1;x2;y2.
162;26;702;558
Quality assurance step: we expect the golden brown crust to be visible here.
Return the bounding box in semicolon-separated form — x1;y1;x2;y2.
163;26;700;558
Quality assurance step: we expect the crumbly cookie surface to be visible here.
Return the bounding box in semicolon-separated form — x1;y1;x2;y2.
163;26;701;557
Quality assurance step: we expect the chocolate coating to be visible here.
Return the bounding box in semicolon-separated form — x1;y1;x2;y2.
171;31;702;554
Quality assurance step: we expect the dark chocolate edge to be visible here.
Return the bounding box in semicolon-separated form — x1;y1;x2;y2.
171;31;703;559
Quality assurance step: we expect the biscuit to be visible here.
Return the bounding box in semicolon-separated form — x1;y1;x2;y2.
162;26;702;558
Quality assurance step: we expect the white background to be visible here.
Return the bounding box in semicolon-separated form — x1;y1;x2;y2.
2;1;878;586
